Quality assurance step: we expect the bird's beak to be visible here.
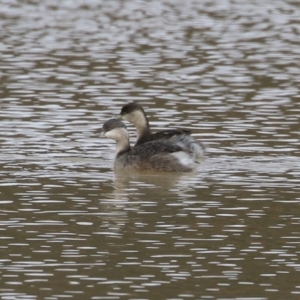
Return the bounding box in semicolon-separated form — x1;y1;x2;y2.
99;128;105;137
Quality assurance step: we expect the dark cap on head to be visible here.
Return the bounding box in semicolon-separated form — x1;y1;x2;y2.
102;118;127;133
120;102;143;115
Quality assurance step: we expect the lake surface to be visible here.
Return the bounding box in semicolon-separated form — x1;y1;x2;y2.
0;0;300;299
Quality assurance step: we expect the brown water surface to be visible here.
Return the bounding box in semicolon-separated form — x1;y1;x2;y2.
0;0;300;299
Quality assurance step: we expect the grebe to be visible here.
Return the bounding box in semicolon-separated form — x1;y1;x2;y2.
119;102;205;160
102;118;198;172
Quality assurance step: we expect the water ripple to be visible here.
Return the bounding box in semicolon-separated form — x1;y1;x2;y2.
0;0;300;299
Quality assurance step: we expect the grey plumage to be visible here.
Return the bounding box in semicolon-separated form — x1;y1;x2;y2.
119;102;205;160
103;118;127;132
102;118;198;172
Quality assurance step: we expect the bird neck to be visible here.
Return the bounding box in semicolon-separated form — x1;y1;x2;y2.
115;136;131;156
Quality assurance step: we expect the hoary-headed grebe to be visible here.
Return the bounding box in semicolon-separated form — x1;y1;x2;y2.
102;118;198;172
119;102;205;160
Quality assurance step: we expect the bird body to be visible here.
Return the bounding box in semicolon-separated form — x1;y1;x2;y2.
102;119;198;172
120;102;205;160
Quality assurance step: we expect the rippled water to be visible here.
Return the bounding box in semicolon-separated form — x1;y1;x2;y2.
1;0;300;299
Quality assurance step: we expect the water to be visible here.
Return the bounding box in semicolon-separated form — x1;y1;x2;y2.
0;0;300;299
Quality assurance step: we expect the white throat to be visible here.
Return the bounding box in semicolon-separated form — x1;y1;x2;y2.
105;128;130;155
123;110;149;138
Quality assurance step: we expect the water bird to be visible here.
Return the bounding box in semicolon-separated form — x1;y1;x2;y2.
102;118;198;172
119;102;205;160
